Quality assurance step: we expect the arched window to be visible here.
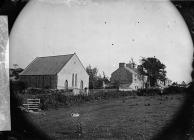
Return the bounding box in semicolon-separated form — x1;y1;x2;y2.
65;80;68;90
80;80;83;89
75;74;77;87
72;74;74;87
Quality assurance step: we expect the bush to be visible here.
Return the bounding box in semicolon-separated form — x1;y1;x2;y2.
16;88;138;110
163;86;186;95
137;88;162;96
10;80;27;94
16;87;178;110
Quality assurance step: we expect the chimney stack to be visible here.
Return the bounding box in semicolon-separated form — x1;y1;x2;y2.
119;63;126;68
126;62;135;69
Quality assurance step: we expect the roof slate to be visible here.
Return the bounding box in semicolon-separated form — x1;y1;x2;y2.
125;67;137;74
20;54;74;75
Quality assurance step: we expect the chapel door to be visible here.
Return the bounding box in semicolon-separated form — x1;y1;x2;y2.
65;80;68;90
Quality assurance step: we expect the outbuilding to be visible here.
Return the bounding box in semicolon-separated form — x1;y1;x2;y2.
20;53;89;94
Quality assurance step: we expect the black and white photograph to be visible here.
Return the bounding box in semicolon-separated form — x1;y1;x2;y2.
0;0;194;139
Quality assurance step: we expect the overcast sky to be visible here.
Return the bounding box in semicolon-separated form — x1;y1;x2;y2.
10;0;193;83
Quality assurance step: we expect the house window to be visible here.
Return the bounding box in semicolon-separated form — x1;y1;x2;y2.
80;80;83;89
72;74;74;87
75;74;77;87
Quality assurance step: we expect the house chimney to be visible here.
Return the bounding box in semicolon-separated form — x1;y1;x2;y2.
126;62;135;69
126;63;132;69
119;63;126;68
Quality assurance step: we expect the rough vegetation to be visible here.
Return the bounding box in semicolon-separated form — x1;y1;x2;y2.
14;86;187;111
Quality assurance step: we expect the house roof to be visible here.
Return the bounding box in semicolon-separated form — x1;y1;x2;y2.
111;64;138;76
20;54;74;75
125;67;137;75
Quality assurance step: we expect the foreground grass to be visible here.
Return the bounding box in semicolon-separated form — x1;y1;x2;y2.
26;94;185;140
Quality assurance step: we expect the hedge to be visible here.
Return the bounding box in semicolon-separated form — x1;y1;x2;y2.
136;88;162;96
14;86;187;110
162;86;187;95
15;89;137;110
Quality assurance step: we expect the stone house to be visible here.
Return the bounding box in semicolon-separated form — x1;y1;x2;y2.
157;78;172;89
110;63;147;91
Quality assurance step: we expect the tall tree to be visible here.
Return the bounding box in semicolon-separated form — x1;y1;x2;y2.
102;71;110;84
86;65;110;89
139;57;166;87
86;65;98;89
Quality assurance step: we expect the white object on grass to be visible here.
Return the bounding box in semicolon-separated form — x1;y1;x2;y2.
71;113;80;117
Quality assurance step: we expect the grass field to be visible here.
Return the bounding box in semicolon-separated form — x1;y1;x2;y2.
26;94;185;140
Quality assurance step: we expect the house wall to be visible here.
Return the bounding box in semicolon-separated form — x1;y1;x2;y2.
20;75;57;89
157;79;172;88
57;54;89;94
130;74;144;90
165;79;172;86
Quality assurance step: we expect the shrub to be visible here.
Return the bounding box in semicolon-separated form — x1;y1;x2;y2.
10;80;27;94
15;87;170;111
162;86;186;95
137;88;162;96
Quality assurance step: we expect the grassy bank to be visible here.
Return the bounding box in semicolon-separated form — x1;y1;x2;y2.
26;94;185;140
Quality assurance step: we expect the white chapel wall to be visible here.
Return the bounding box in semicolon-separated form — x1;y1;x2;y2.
57;54;89;91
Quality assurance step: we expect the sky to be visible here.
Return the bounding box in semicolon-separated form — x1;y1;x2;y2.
10;0;193;83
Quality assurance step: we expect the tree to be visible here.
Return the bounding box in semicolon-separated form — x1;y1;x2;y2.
13;64;18;69
86;65;110;89
102;71;110;84
10;64;23;80
86;65;98;89
138;57;166;87
172;82;178;86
